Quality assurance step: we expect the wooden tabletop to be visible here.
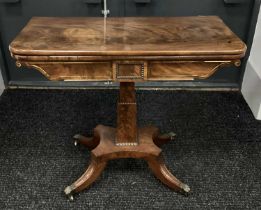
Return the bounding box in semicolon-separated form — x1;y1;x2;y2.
9;16;246;58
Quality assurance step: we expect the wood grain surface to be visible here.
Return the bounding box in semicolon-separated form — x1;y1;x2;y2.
116;82;138;145
10;16;246;58
65;125;190;197
20;62;112;81
147;61;237;81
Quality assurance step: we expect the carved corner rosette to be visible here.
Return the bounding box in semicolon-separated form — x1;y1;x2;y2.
234;60;241;67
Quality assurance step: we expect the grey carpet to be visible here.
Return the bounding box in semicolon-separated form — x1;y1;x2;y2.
0;89;261;210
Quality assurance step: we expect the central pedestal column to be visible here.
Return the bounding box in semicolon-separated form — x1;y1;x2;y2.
116;82;138;146
64;82;190;200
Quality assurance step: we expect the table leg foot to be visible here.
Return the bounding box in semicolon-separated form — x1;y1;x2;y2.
73;132;100;150
153;132;176;147
146;154;190;194
64;185;75;201
64;155;107;198
66;125;189;197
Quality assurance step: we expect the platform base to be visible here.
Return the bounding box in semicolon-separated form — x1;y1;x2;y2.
64;125;190;199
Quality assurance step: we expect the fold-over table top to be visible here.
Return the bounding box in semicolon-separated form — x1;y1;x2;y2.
10;16;246;58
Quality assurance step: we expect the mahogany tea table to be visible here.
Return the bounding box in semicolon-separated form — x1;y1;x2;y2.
9;16;246;200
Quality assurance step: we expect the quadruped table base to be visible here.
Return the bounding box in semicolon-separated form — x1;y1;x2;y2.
64;82;190;200
64;125;190;200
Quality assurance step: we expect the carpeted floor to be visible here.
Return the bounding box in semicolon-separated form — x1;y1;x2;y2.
0;89;261;210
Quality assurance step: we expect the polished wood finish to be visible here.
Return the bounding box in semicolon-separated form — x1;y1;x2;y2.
9;16;247;199
116;82;138;145
11;17;246;82
148;61;239;81
65;83;185;199
10;16;246;57
65;125;190;199
16;60;240;82
19;62;112;81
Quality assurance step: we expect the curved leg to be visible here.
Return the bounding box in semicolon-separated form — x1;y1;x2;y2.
73;131;100;150
153;132;176;147
64;155;107;200
146;154;190;193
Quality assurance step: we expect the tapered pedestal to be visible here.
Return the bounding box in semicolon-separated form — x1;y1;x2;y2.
64;82;190;200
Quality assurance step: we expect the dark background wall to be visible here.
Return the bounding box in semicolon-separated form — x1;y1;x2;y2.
0;0;260;89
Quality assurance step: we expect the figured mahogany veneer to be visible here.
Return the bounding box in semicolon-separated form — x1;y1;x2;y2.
15;60;240;82
10;16;246;82
147;60;241;81
9;16;247;200
10;16;246;57
65;125;190;196
16;61;113;81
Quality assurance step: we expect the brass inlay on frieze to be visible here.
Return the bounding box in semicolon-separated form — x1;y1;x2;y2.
16;60;241;82
112;61;148;81
30;64;51;79
116;63;145;80
16;61;51;79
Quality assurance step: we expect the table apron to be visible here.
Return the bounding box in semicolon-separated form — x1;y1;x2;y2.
15;59;241;82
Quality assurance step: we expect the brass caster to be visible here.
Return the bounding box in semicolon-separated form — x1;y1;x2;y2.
74;140;78;147
181;183;191;193
179;183;191;196
72;134;96;150
159;132;176;140
73;134;82;146
167;132;176;140
68;195;74;201
64;186;74;201
73;134;82;140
